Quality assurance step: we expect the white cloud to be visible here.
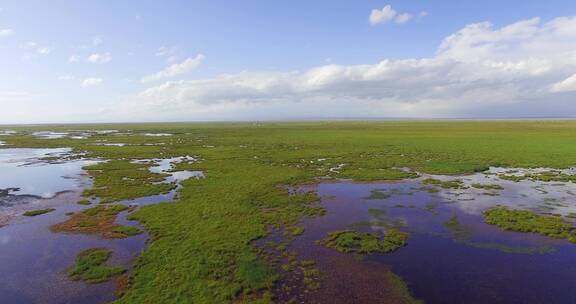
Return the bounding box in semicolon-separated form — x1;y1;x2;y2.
369;5;418;25
155;46;178;57
155;46;181;63
141;54;205;82
369;5;397;25
551;74;576;92
87;52;112;64
69;55;80;63
92;36;104;46
37;47;51;55
395;13;412;24
81;78;103;87
0;28;14;36
118;16;576;120
58;75;75;81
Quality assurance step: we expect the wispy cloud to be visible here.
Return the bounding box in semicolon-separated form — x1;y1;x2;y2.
92;36;104;46
81;78;103;87
87;52;112;64
0;28;14;36
155;46;181;63
69;55;80;63
57;75;75;81
141;54;205;82
37;47;51;55
369;5;425;25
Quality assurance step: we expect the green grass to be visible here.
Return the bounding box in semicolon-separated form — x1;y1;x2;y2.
340;167;418;181
5;121;576;302
77;199;91;205
318;229;408;254
113;225;143;237
22;208;55;216
68;248;126;283
422;178;467;189
51;204;138;239
83;160;176;203
484;206;576;242
237;259;278;290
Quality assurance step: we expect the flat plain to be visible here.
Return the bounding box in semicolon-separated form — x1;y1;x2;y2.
3;120;576;303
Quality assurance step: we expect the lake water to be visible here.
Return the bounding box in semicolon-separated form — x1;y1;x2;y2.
284;170;576;303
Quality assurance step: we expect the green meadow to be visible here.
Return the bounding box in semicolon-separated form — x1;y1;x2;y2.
4;120;576;303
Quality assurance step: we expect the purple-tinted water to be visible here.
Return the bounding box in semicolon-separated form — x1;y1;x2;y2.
288;178;576;304
0;149;202;304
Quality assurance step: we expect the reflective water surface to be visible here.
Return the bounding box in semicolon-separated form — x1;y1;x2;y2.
0;148;202;304
287;170;576;304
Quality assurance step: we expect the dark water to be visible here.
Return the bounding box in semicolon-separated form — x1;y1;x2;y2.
289;175;576;304
0;149;201;304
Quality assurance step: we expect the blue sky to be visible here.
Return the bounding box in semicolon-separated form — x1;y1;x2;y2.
1;1;576;123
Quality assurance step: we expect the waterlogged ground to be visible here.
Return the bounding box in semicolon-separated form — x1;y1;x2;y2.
5;122;576;303
0;146;201;303
285;168;576;303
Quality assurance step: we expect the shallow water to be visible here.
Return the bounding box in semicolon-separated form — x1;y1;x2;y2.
287;170;576;304
0;148;201;304
0;148;95;198
139;156;203;183
32;131;70;139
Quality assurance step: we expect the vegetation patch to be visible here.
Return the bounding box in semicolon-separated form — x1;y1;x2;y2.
51;204;138;238
77;199;91;205
471;183;504;190
23;208;55;216
498;174;526;182
484;206;576;242
68;248;125;283
527;171;576;183
384;271;424;304
285;226;305;237
418;161;488;175
83;160;176;203
422;178;467;189
318;229;408;254
340;167;418;181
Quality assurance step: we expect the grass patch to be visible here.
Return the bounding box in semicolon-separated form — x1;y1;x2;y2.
68;248;125;283
422;178;467;189
237;259;278;291
77;199;91;205
51;204;138;238
23;208;55;216
83;160;176;203
113;225;142;237
484;206;576;242
339;168;418;181
318;229;408;254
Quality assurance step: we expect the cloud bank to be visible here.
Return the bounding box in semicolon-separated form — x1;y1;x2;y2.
141;54;205;82
119;16;576;120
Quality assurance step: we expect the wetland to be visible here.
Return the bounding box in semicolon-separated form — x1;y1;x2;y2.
2;121;576;303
